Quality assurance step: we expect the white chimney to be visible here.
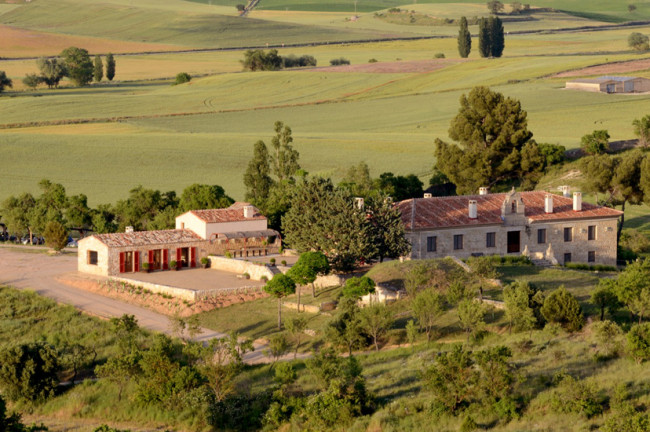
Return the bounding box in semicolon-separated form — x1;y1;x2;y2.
573;192;582;212
469;200;477;219
125;226;134;233
561;185;571;198
544;194;553;214
423;193;432;198
243;205;255;218
479;187;489;195
354;197;365;210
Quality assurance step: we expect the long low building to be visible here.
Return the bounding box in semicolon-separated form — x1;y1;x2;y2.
397;188;622;266
565;76;650;93
78;202;280;276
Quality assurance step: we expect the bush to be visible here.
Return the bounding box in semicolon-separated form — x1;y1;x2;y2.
22;73;42;90
242;49;283;71
330;57;351;66
43;220;68;251
282;54;317;68
628;32;649;51
174;72;191;85
620;229;650;254
564;262;617;272
627;322;650;363
0;342;60;402
368;58;378;63
550;374;604;418
540;286;584;332
434;52;446;58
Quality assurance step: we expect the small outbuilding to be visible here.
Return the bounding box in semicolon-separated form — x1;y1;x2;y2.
566;76;650;93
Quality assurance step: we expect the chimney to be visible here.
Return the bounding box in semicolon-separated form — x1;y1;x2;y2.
544;194;553;214
469;200;477;219
479;187;489;195
561;185;571;198
125;226;134;233
573;192;582;212
423;193;432;198
354;197;365;211
243;205;255;218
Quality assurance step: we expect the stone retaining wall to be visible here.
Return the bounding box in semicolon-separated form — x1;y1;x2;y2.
207;256;275;281
111;276;198;301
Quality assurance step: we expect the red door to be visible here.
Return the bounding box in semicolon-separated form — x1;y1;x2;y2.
148;250;154;268
190;247;196;268
119;252;125;273
176;248;182;268
163;249;168;270
134;251;139;272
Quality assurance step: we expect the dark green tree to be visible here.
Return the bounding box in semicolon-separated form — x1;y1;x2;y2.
93;55;103;82
0;394;46;432
105;53;116;81
628;32;649;51
615;259;650;323
28;179;68;238
486;0;504;14
612;150;646;242
365;194;411;262
540;286;584;332
434;86;533;194
626;322;650;363
179;184;233;212
92;203;117;234
243;140;274;207
591;279;621;321
374;172;423;201
0;71;13;93
633;114;650;146
60;47;93;86
458;16;472;58
269;121;300;182
287;250;330;305
43;220;68;251
0;343;60;402
36;57;67;88
342;276;375;299
22;73;41;90
503;281;538;333
458;299;486;341
264;274;296;330
326;297;365;356
241;49;283;71
475;346;514;402
1;193;36;240
412;289;446;342
174;72;191;85
360;303;393;351
489;16;505;57
478;18;491;58
581;129;610;155
66;193;93;232
423;345;479;412
113;186;171;231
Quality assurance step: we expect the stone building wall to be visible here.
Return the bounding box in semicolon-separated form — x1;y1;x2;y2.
78;236;110;276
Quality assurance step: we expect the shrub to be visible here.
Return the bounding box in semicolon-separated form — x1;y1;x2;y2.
281;260;287;266
260;275;268;282
628;32;649;51
0;342;60;402
368;58;378;63
282;54;317;68
620;229;650;254
565;262;618;272
169;260;177;269
174;72;191;85
581;130;610;155
540;286;584;332
22;73;42;90
236;3;245;11
330;57;351;66
242;272;250;279
43;220;68;251
200;257;209;266
342;276;375;298
434;52;446;58
550;374;604;418
225;251;233;259
627;322;650;363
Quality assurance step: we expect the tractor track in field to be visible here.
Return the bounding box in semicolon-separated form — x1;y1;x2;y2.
3;20;650;61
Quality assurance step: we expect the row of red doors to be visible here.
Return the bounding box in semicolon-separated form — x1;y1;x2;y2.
119;247;196;273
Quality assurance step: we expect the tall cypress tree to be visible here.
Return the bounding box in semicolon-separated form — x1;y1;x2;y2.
457;16;472;58
243;140;274;207
478;18;491;58
105;53;116;81
93;55;103;82
490;16;505;57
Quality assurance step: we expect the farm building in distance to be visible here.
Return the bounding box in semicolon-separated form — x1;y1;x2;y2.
77;202;281;276
565;76;650;93
397;188;622;266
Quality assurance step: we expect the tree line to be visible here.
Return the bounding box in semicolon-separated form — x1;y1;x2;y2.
457;15;505;58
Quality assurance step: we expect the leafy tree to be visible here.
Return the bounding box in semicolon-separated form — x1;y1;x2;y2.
486;0;504;14
92;203;117;234
264;274;296;330
28;179;68;237
467;255;497;299
540;286;584;332
339;161;374;198
503;281;538;333
342;276;375;299
615;259;650;323
360;303;394;351
327;297;365;356
412;289;446;342
43;220;68;251
36;57;67;89
612;150;645;242
633;114;650;147
489;16;505;57
174;72;191;85
1;193;36;239
510;1;523;13
282;177;375;272
285;317;307;359
0;394;47;432
365;193;411;262
404;262;431;298
478;18;491;58
550;374;603;418
458;16;472;58
374;172;423;201
269;121;300;183
602;385;650;432
475;346;514;401
62;342;95;384
434;86;533;194
105;53;115;81
628;4;638;12
287;251;330;299
458;299;486;341
406;319;418;346
581;129;610;155
95;352;141;402
423;345;478;412
0;71;12;93
264;333;290;365
178;183;233;212
241;49;283;71
110;314;140;354
591;279;621;321
591;320;623;358
0;343;60;402
66;193;93;232
60;47;93;86
22;73;41;90
243;140;274;207
628;32;649;51
93;55;103;82
627;323;650;363
113;186;171;231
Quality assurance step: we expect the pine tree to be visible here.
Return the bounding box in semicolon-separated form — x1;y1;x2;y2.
457;16;472;58
93;55;103;82
490;16;505;57
269;121;300;182
105;53;116;81
243;140;274;207
478;18;491;58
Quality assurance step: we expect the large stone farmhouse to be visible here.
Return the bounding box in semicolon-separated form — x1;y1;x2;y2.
397;189;622;266
78;202;280;276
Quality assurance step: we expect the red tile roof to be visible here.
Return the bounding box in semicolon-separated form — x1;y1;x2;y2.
188;202;266;223
397;191;622;230
92;229;203;248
